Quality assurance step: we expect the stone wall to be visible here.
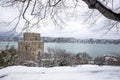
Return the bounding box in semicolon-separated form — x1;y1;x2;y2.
18;32;44;61
24;32;40;41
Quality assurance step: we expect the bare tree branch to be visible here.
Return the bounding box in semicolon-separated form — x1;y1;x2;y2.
22;0;30;21
48;0;62;7
31;0;36;15
82;0;120;21
0;0;120;34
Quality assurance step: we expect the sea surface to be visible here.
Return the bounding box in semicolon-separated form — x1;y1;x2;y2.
0;42;120;58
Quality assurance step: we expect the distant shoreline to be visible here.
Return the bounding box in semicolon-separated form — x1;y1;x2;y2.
0;41;120;44
0;36;120;44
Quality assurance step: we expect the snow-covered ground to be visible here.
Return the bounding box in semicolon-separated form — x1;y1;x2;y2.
0;65;120;80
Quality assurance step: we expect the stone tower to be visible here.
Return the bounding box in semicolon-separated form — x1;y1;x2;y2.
18;32;44;61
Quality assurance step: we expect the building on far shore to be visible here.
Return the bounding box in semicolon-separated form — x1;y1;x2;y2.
18;32;44;62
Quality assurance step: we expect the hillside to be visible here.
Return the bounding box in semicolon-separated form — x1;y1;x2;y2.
0;36;120;44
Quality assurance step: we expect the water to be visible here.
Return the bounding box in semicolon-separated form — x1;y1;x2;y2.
44;43;120;58
0;42;120;58
0;41;18;50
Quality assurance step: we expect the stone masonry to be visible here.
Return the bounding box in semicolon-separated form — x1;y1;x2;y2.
18;32;44;61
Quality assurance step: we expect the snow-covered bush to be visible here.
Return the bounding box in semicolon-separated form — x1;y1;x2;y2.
23;61;37;67
0;46;18;68
43;48;93;67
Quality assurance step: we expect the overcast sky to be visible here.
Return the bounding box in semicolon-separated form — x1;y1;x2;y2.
0;0;120;39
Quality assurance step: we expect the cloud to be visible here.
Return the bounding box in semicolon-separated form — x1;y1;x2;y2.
0;2;120;39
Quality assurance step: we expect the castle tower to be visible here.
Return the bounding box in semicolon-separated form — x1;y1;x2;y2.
18;32;44;61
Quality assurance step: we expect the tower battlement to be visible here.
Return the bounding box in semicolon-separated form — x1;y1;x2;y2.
24;32;40;41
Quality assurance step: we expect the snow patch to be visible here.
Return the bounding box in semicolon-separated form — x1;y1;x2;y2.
0;65;120;80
